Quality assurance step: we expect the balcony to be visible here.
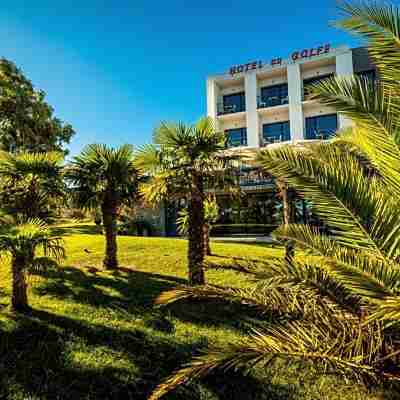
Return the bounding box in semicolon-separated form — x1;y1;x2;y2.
217;102;246;116
257;95;289;109
261;135;291;146
225;128;247;148
305;129;336;140
305;114;338;140
262;121;291;146
238;168;275;190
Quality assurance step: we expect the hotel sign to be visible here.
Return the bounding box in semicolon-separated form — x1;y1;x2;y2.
229;44;331;75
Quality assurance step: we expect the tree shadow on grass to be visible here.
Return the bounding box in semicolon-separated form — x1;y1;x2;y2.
0;309;298;400
33;266;276;333
208;253;275;264
50;224;102;237
34;266;187;310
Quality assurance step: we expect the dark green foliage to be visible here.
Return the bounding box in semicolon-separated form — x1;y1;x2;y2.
0;151;65;222
211;224;278;236
0;58;74;154
118;216;154;236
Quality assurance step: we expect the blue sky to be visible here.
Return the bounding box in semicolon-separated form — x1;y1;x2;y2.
0;0;359;157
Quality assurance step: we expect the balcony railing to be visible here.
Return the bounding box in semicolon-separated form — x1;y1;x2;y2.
238;168;275;187
217;103;246;115
305;129;336;140
257;96;289;109
262;135;290;146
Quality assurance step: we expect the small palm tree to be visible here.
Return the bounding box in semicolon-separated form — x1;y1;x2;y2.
0;151;65;221
0;219;65;313
136;117;233;285
65;144;140;269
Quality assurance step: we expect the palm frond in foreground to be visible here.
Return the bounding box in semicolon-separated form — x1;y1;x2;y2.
148;2;400;398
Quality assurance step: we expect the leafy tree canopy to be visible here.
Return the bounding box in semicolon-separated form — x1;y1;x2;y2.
0;58;75;154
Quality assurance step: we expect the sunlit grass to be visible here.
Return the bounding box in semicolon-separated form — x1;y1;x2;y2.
0;224;394;399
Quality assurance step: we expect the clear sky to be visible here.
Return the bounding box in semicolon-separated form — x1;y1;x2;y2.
0;0;360;157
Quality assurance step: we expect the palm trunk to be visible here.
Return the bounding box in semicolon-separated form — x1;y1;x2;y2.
278;179;295;264
102;200;118;269
188;174;206;285
203;224;212;256
11;255;29;312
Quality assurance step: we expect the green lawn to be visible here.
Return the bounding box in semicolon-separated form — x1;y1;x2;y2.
0;224;396;399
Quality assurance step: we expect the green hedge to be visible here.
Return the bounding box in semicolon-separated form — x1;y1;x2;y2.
211;224;278;236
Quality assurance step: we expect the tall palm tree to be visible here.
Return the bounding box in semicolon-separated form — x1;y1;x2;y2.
135;117;232;285
147;2;400;398
0;151;65;221
65;144;140;269
0;219;65;312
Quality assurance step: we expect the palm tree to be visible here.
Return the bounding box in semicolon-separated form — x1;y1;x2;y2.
147;2;400;398
136;117;232;285
65;144;140;269
0;219;65;312
0;151;65;222
276;178;295;264
177;195;219;256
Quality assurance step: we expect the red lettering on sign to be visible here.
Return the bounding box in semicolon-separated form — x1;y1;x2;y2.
228;45;330;74
271;58;282;66
291;51;299;61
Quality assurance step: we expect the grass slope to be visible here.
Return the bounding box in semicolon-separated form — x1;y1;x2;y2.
0;224;397;399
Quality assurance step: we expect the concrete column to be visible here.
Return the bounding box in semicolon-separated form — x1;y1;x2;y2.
287;63;304;141
206;78;220;130
336;51;354;129
245;72;259;147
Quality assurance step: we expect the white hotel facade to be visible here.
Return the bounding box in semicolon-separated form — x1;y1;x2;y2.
160;45;375;236
206;45;374;149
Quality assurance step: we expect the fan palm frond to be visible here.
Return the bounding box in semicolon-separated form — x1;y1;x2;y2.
338;1;400;84
258;143;381;254
149;319;383;400
0;151;64;179
309;76;400;199
154;284;289;314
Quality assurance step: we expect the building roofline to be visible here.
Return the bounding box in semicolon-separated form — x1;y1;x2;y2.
207;44;356;81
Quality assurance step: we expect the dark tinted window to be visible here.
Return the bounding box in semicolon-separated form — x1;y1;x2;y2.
222;92;246;113
260;84;288;107
305;114;338;139
263;121;290;144
226;128;247;147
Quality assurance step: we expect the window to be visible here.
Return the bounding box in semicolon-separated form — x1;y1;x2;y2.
259;84;288;108
303;73;334;98
305;114;338;140
219;92;246;114
225;128;247;147
262;121;290;144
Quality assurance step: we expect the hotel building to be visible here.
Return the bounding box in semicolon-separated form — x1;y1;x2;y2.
206;45;374;149
160;45;376;236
